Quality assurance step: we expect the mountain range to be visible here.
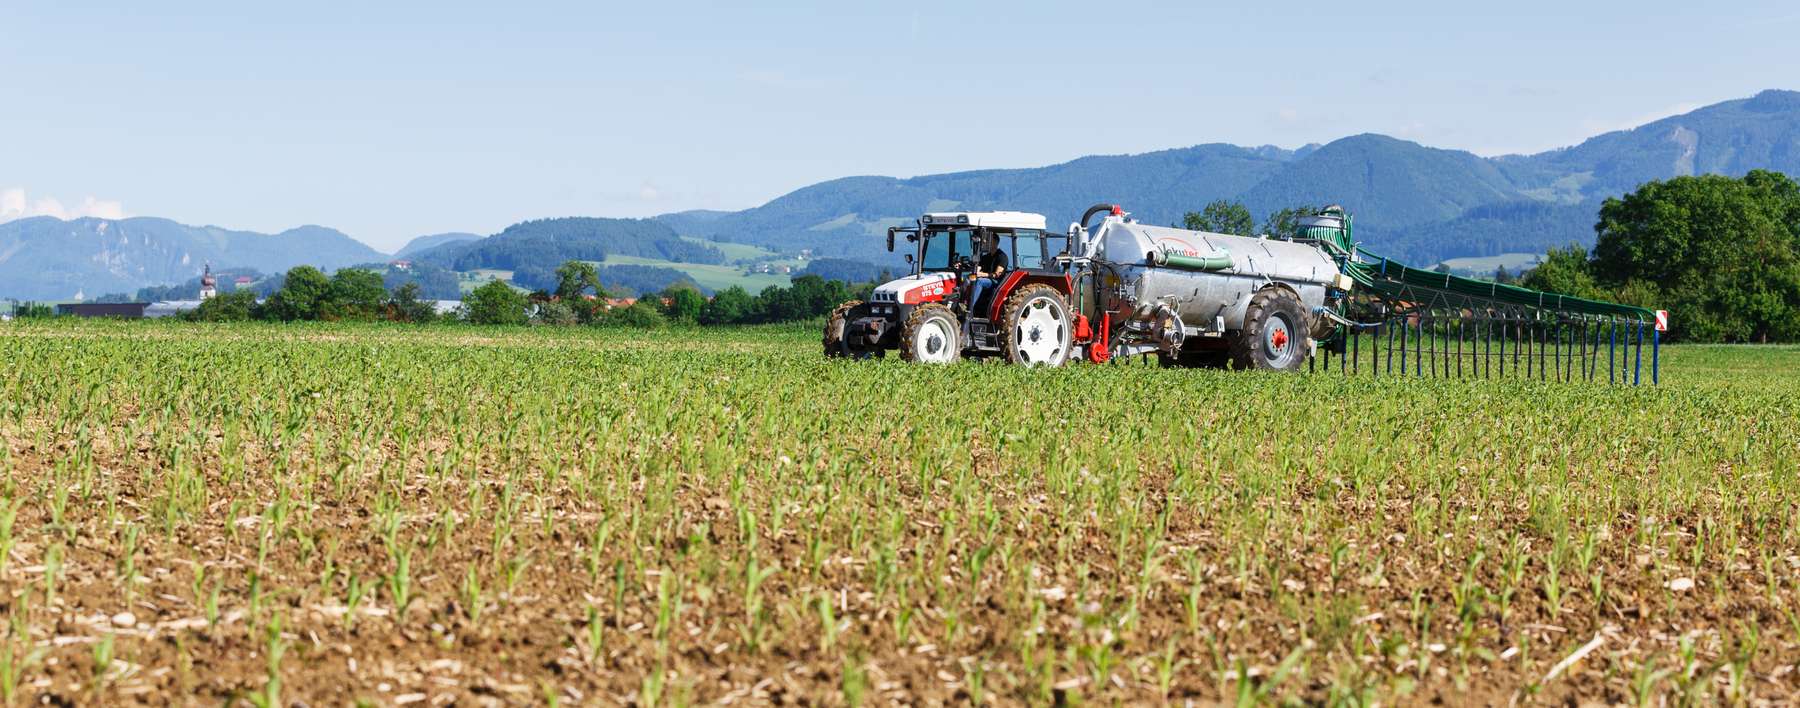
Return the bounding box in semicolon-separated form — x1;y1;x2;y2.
0;217;383;300
3;89;1796;300
659;89;1800;266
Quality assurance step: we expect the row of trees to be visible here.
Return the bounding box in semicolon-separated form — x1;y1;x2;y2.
1180;200;1318;239
460;261;866;327
188;266;443;323
1520;170;1800;343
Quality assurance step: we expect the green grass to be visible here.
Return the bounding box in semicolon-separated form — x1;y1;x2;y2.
679;235;779;263
455;269;527;294
603;255;795;293
0;320;1795;704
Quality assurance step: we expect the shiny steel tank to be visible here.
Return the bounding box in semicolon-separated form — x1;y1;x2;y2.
1085;218;1342;330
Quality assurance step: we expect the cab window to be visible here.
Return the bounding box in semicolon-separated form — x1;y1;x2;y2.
920;229;974;270
1011;229;1045;269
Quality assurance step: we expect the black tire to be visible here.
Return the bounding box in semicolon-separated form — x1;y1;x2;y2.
900;303;961;364
822;300;860;358
999;284;1073;367
1230;288;1311;371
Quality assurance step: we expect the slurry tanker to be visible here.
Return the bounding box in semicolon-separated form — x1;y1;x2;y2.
823;204;1662;383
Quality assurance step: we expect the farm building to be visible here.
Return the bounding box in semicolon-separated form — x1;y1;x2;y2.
56;303;149;318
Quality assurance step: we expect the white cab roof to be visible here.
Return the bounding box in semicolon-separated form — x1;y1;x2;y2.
921;211;1047;230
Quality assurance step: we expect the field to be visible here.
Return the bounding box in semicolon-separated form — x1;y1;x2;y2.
679;236;782;264
1;320;1797;705
601;255;797;294
456;270;525;294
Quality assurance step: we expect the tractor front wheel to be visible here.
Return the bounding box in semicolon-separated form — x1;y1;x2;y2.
1230;288;1310;371
900;303;961;364
1000;284;1073;367
823;300;884;359
822;300;858;358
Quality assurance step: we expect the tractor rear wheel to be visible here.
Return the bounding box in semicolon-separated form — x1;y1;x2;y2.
1000;284;1073;367
900;303;961;364
1230;288;1310;371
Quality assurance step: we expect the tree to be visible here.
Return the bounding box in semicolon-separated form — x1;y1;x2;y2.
1591;170;1800;342
699;285;754;325
462;279;529;325
533;300;579;326
193;289;260;321
14;302;54;319
264;265;332;321
753;284;800;323
605;300;667;328
325;268;388;320
1181;200;1255;236
386;282;438;323
660;284;705;323
554;260;604;300
786;275;848;319
1519;245;1602;300
1261;205;1318;239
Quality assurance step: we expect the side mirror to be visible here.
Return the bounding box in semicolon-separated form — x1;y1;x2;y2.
886;227;896;252
903;254;914;265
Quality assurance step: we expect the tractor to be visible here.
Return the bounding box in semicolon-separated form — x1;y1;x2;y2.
822;211;1080;365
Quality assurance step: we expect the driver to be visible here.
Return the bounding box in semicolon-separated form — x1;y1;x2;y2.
967;234;1007;312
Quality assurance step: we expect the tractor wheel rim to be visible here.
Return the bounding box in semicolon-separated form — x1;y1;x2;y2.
915;318;955;363
1265;314;1297;367
1015;296;1068;366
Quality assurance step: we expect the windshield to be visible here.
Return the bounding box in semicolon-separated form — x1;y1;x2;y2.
920;228;974;270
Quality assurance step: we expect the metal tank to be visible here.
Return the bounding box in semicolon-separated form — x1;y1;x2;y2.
1085;218;1341;320
1068;210;1350;362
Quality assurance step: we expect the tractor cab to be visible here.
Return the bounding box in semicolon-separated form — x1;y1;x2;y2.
822;211;1079;365
893;211;1060;281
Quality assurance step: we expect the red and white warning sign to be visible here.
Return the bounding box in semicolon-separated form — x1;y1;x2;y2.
1654;310;1669;332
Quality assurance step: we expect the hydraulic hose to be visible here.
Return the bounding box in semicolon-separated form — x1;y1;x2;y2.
1078;204;1118;232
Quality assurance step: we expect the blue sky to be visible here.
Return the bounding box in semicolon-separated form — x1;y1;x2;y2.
3;0;1796;252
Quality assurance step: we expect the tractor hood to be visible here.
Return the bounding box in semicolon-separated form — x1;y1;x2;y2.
869;273;956;305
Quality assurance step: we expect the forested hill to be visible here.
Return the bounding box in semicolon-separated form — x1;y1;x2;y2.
407;217;725;271
659;90;1800;268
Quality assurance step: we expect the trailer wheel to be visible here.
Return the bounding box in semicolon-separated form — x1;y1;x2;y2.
1000;284;1073;367
1231;288;1310;371
900;303;961;364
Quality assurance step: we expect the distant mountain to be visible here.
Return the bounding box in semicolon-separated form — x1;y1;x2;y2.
1518;89;1800;200
657;89;1800;268
393;232;481;259
0;217;386;300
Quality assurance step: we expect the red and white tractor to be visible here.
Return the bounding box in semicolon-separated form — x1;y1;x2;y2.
822;211;1082;365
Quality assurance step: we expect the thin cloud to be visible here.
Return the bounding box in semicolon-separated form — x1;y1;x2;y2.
1578;102;1704;136
0;187;127;223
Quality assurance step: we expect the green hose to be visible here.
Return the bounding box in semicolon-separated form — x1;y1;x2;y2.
1151;249;1233;271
